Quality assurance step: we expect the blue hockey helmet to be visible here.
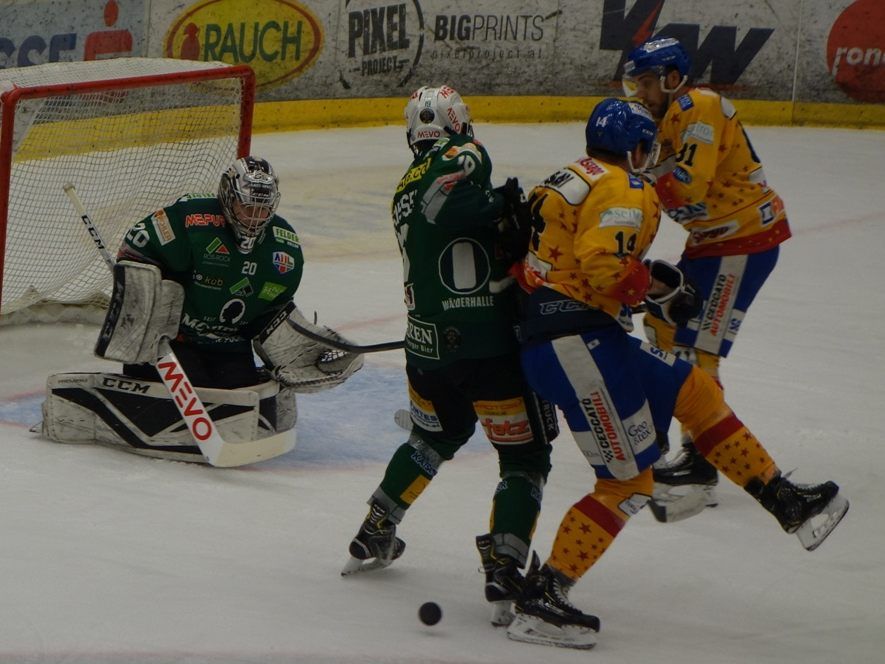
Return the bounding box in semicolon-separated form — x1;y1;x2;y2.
585;98;659;173
623;37;691;95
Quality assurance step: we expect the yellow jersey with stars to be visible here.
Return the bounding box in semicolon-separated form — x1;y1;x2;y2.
522;155;661;324
655;87;791;258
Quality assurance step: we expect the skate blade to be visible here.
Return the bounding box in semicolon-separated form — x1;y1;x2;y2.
506;613;597;650
649;484;717;523
490;600;514;627
340;555;394;576
797;493;849;551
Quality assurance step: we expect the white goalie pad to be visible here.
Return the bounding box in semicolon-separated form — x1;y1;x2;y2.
40;373;295;464
254;305;363;393
94;260;184;364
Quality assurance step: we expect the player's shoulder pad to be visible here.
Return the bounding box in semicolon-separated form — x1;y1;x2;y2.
539;157;611;205
439;137;485;168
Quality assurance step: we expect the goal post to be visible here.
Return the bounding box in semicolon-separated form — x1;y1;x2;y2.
0;58;255;323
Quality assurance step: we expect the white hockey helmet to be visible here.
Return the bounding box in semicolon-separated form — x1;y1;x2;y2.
404;85;473;155
219;156;281;253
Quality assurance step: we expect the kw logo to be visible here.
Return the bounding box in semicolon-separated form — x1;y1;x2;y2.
599;0;773;85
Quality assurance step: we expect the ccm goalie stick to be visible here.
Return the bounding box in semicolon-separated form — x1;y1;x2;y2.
63;183;294;467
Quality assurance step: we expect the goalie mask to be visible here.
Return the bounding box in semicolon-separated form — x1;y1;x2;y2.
219;156;281;253
405;85;473;156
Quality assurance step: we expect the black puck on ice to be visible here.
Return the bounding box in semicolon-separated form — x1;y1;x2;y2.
418;601;442;625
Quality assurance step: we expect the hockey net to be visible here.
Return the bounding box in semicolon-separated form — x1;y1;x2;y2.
0;58;254;324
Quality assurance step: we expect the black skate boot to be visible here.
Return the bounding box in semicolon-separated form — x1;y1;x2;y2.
341;501;405;575
506;562;599;649
476;534;526;626
649;440;719;522
745;472;849;551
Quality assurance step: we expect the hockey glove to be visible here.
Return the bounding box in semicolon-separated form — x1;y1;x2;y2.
494;177;533;263
644;260;703;327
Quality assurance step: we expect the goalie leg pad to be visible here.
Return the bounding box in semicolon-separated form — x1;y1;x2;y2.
253;305;363;393
95;261;184;364
42;373;284;462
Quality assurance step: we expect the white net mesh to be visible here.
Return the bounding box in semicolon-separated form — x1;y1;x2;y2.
0;58;251;322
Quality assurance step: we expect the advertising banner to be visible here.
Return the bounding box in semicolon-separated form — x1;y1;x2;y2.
0;0;146;68
796;0;885;104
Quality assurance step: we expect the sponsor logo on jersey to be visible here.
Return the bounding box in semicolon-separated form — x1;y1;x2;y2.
701;272;737;336
673;167;692;184
689;220;738;244
396;156;431;192
667;202;708;223
151;210;176;245
272;251;295;274
185;213;226;228
229;277;253;296
599;207;643;229
677;94;694;111
407;394;443;433
476;397;533;445
204;237;231;263
440;295;494;311
194;272;223;289
575;157;606;177
579;390;629;465
758;195;784;226
272;227;300;246
543;168;590;205
405;317;439;359
259;282;287;301
219;298;247;325
684;122;714;144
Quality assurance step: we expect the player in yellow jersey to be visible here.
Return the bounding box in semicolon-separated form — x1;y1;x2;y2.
504;99;847;650
622;38;793;516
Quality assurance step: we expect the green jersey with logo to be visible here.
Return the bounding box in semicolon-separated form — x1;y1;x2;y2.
119;194;304;351
393;134;517;368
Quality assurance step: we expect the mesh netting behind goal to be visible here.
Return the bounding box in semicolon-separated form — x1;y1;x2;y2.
0;58;254;322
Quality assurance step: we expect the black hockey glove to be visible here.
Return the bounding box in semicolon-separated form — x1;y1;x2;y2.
494;177;533;263
644;259;703;327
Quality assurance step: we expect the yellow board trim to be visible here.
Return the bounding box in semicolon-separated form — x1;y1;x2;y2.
253;96;885;133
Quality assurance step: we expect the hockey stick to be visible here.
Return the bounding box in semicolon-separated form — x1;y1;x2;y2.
63;183;294;467
286;314;404;354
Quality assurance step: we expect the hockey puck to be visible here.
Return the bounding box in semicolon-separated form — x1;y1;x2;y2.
418;601;442;625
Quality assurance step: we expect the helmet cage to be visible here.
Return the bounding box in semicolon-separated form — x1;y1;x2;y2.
219;156;281;252
405;85;473;155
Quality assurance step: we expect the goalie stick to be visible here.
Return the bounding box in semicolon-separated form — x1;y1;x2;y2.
286;314;404;354
63;183;294;468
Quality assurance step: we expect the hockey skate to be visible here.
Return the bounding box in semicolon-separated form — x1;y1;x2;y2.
506;561;599;650
475;534;527;626
649;440;719;523
746;472;849;551
341;502;405;575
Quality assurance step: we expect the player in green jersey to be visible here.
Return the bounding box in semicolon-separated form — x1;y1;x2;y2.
342;86;557;627
40;157;362;462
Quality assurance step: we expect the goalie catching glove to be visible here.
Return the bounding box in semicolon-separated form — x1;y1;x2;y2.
644;259;703;326
254;305;363;393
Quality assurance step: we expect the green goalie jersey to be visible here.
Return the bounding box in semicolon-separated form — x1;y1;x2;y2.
393;134;517;368
119;193;304;351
